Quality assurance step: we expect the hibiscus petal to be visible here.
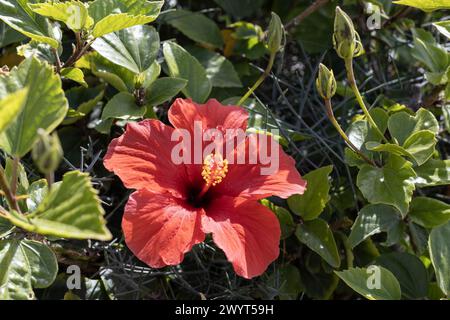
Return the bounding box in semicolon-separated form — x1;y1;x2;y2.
214;134;307;200
123;189;205;268
104;119;189;197
202;196;281;279
168;98;248;132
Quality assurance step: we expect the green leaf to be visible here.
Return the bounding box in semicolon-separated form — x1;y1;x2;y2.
5;171;112;241
0;58;68;157
356;155;416;216
367;130;436;166
92;13;154;38
86;52;135;92
433;20;450;39
410;197;450;228
0;22;26;48
267;265;302;300
393;0;450;12
63;85;104;124
145;77;187;106
102;92;145;120
287;165;333;221
92;25;159;74
188;46;242;88
0;88;28;135
411;29;449;78
0;216;14;237
335;266;401;300
261;199;295;240
0;239;57;299
17;40;59;64
26;179;48;212
88;0;163;22
30;0;93;31
163;41;212;103
0;0;60;47
61;67;87;87
296;218;340;268
375;252;428;299
388;108;439;145
402;130;437;166
414;159;450;187
163;9;223;49
348;204;403;248
429;221;450;295
20;240;58;289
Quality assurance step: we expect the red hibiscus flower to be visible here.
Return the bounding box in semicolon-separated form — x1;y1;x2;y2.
104;99;306;279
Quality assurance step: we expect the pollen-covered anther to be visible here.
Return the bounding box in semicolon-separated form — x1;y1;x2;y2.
201;153;228;186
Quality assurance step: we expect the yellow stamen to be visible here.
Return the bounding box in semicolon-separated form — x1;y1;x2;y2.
201;153;228;187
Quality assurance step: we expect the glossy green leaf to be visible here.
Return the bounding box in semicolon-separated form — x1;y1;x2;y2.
92;25;159;74
0;239;57;300
414;159;450;187
61;67;87;87
0;58;68;157
268;265;302;300
388;108;439;145
335;266;401;300
163;42;211;103
296;218;340;268
21;240;58;289
0;0;60;47
5;171;112;241
0;88;28;135
394;0;450;12
429;221;450;295
163;9;223;49
402;130;437;166
410;197;450;228
0;216;14;237
348;204;403;248
30;1;93;31
261;199;295;240
188;46;242;88
356;155;416;216
375;252;428;299
0;22;26;48
288;165;333;221
17;40;59;64
88;0;163;22
102;92;145;120
92;13;153;38
433;20;450;39
86;52;135;92
145;77;187;106
26;179;48;212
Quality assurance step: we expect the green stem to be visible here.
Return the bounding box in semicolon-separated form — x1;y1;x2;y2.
10;156;19;196
345;59;388;143
238;52;276;106
0;165;20;212
325;99;377;167
46;172;54;191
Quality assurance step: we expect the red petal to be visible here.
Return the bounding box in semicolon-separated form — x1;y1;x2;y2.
123;189;205;268
214;134;307;200
168;98;248;132
202;196;280;279
104;119;189;197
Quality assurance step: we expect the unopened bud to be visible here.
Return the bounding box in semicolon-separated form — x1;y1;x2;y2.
32;129;63;174
333;7;364;59
316;64;336;99
267;12;285;53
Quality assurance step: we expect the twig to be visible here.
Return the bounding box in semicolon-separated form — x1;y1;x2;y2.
0;165;20;212
285;0;329;31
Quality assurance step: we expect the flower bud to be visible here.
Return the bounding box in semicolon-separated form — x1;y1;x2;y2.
333;7;364;59
316;64;336;99
32;129;63;174
267;12;285;54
